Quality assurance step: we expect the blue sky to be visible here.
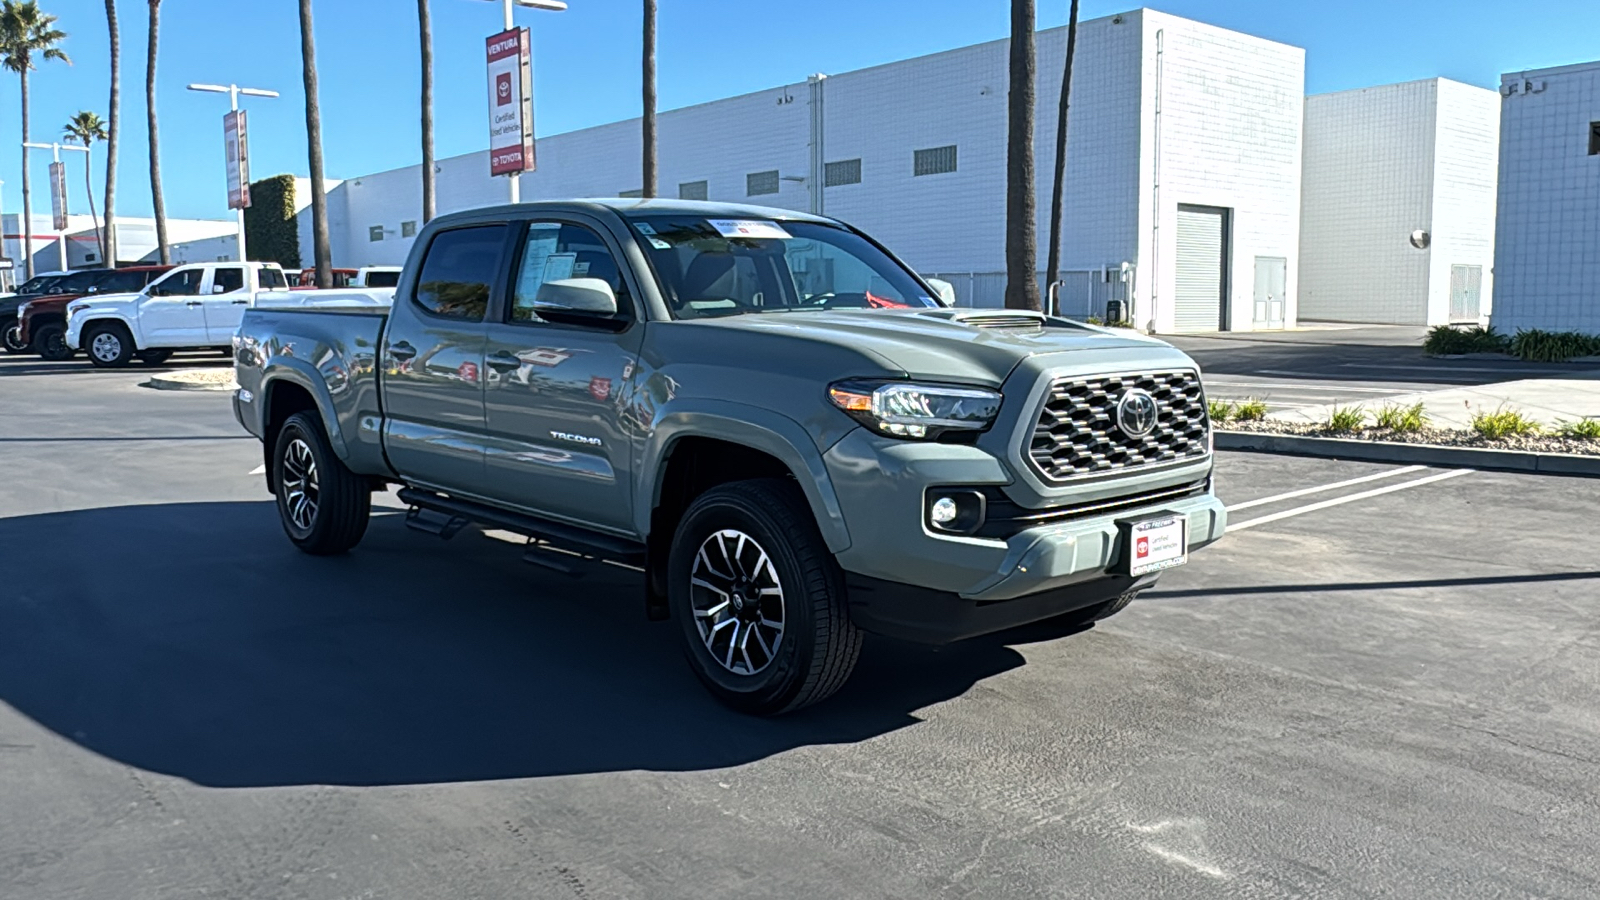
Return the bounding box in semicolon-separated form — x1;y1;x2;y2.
2;0;1597;223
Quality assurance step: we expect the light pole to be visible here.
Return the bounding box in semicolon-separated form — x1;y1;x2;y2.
187;83;280;263
23;141;89;271
469;0;566;203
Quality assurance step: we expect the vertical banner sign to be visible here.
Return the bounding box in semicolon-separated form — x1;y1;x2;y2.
48;161;68;230
225;109;251;209
486;27;535;177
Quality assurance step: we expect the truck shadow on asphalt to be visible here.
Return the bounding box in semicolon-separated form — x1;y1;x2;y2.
0;501;1068;788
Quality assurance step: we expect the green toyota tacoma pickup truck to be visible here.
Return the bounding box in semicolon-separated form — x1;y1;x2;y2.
233;199;1226;714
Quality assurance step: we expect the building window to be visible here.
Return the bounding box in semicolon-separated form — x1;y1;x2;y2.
369;225;384;242
1590;121;1600;156
679;180;708;201
913;145;958;176
618;188;644;198
746;170;780;196
401;220;417;238
824;158;861;187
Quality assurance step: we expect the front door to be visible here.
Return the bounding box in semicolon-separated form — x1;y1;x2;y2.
201;265;252;343
379;223;506;494
481;218;644;534
138;267;210;345
1252;256;1286;330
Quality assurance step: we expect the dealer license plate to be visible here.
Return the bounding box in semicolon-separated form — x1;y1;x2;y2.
1124;515;1188;576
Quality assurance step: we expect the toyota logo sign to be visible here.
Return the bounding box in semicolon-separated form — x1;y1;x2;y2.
1116;389;1159;439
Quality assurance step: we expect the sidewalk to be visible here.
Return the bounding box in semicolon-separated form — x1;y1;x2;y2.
1267;370;1600;428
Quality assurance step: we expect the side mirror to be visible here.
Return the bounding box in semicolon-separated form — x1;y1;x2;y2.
533;277;618;317
924;277;957;306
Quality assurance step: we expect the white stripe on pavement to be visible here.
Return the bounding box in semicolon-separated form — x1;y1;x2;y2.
249;464;266;475
1210;379;1409;394
1227;465;1428;512
1230;469;1475;532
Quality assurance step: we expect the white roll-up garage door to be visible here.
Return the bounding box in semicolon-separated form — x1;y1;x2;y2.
1174;206;1227;332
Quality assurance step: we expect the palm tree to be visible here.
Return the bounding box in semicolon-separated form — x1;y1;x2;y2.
642;0;656;198
0;0;70;280
417;0;434;223
298;0;331;288
1003;0;1040;311
145;0;168;263
62;110;107;264
1044;0;1080;310
102;0;120;266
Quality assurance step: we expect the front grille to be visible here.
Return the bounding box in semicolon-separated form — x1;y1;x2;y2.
975;478;1209;539
1028;371;1208;480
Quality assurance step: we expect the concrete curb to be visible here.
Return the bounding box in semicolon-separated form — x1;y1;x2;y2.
144;371;239;393
1215;430;1600;478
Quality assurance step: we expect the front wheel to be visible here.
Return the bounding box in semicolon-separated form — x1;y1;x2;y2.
34;322;75;361
84;322;135;367
273;411;371;555
2;319;26;354
669;479;862;715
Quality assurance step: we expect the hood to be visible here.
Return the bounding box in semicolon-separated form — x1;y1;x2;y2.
63;290;143;313
697;308;1186;385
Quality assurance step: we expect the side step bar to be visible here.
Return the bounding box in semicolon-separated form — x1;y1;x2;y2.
397;487;647;566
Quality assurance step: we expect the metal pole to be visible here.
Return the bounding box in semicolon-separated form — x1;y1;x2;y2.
504;0;518;203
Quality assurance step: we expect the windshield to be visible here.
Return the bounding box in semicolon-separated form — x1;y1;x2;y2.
16;275;61;295
94;269;157;294
53;270;108;294
625;215;941;320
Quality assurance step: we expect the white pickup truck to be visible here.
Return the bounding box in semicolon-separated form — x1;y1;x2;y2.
65;261;289;367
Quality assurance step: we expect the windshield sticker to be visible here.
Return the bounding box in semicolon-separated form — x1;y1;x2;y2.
572;260;591;277
649;237;672;250
542;252;576;282
633;222;657;235
708;219;792;240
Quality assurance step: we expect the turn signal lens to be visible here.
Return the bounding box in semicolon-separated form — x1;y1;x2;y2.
828;379;1002;441
827;386;873;412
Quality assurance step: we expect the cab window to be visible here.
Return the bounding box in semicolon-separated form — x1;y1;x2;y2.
212;267;246;294
509;222;629;324
413;225;506;321
149;269;206;296
258;268;288;289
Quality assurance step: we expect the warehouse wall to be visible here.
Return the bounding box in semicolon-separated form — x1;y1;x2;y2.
1426;79;1500;325
1137;10;1305;333
1492;61;1600;333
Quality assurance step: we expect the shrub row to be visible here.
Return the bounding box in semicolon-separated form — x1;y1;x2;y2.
1424;325;1600;363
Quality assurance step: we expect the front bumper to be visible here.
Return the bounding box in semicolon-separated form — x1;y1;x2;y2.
823;428;1226;643
64;316;81;350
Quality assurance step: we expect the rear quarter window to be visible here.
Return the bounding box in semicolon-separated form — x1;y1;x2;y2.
413;225;506;321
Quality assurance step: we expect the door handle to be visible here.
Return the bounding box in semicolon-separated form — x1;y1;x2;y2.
389;341;418;361
185;301;204;307
231;299;250;305
485;351;521;372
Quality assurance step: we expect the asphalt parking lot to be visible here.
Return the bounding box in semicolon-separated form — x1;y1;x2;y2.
2;355;1598;899
1166;325;1600;414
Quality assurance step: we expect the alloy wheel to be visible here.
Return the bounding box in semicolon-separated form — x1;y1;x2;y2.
689;528;786;675
281;438;321;532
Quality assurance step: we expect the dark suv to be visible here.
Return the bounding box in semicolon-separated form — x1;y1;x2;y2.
13;266;172;360
2;273;67;354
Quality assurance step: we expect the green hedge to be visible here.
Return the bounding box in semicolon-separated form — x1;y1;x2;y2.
242;174;300;268
1425;324;1600;362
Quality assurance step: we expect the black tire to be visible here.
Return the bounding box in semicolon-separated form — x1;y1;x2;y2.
83;321;138;367
34;322;75;361
669;478;862;715
272;411;371;555
137;349;174;365
2;318;26;354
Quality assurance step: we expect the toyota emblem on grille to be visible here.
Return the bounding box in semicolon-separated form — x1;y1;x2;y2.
1116;389;1159;438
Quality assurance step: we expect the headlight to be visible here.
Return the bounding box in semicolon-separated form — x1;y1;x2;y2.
68;303;90;315
827;379;1002;439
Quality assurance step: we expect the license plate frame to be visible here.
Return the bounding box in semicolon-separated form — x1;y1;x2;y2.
1117;513;1189;576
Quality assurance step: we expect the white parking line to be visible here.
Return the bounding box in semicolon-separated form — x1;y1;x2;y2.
1210;379;1407;394
1230;469;1475;532
1227;465;1428;512
248;464;266;475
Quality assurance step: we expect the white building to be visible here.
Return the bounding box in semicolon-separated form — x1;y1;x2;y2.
2;212;239;275
1491;60;1600;334
1298;79;1500;326
315;8;1305;333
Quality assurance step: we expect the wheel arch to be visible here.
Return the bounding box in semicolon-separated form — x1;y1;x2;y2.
76;312;141;348
259;366;349;492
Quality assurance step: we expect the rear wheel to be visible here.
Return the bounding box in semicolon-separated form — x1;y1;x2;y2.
669;479;861;715
84;322;134;367
273;411;371;555
34;322;74;361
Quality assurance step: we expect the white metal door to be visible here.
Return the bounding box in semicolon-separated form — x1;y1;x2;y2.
1449;265;1482;322
1174;206;1227;332
1252;256;1286;330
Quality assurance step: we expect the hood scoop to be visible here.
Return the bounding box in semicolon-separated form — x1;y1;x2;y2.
916;309;1050;333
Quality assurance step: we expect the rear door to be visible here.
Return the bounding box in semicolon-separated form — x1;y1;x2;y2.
202;264;251;343
138;267;210;345
379;223;507;494
480;217;645;532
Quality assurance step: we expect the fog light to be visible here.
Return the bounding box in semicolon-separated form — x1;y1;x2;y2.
930;496;959;526
925;489;987;535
